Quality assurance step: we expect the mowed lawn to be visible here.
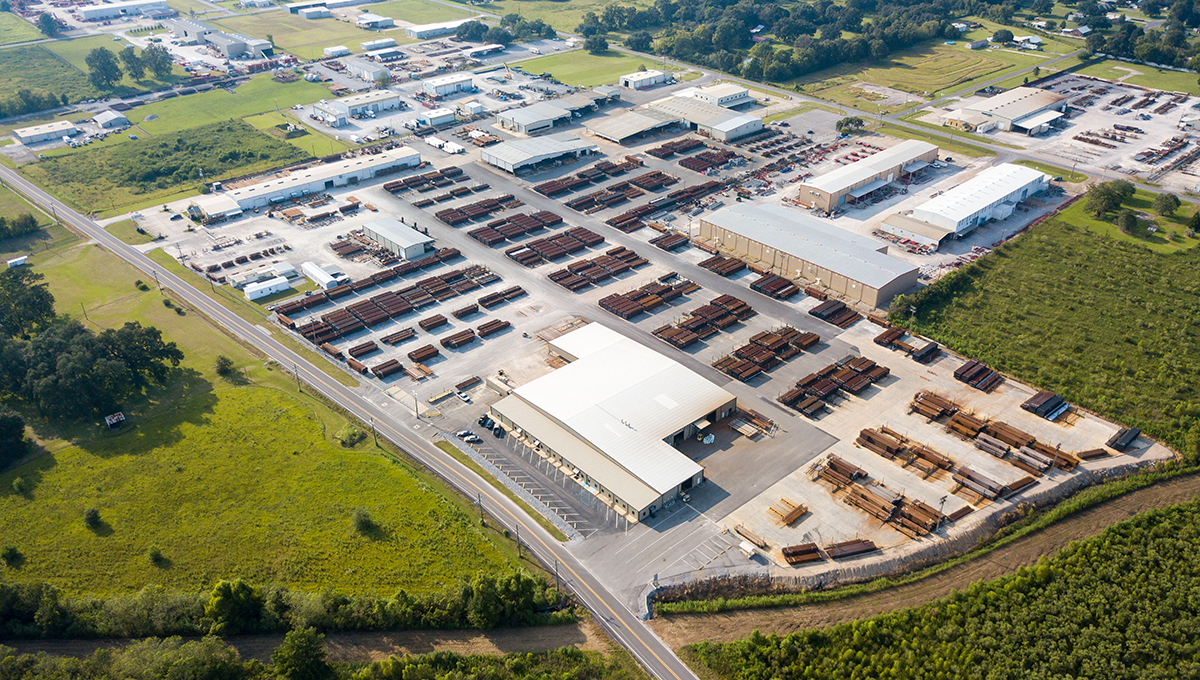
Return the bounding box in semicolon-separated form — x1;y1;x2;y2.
0;13;42;46
1075;58;1200;95
212;12;408;60
0;183;52;225
0;243;513;596
370;0;478;24
518;50;678;88
132;73;334;133
44;35;186;92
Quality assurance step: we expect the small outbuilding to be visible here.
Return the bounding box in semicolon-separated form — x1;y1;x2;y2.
93;110;129;128
244;275;291;301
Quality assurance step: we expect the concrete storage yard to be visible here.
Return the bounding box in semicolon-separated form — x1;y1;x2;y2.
107;66;1174;614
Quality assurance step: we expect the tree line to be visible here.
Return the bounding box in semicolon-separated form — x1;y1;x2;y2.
0;632;637;680
0;212;40;241
85;44;173;89
0;572;571;640
1082;0;1200;68
455;16;557;45
690;499;1200;680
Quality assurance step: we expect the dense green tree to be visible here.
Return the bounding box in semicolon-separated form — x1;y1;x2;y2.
272;628;332;680
1153;192;1181;215
1084;179;1135;216
835;116;866;133
205;579;264;635
1117;208;1138;232
992;28;1014;43
0;268;55;339
0;407;24;467
625;31;653;52
36;13;57;37
85;47;123;89
120;47;145;80
584;34;609;53
0;213;40;241
142;43;172;78
482;26;512;44
454;20;486;42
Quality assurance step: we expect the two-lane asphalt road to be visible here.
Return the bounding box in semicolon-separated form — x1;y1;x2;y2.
0;165;697;680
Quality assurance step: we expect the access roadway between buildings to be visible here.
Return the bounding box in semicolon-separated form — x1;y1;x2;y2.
0;164;699;680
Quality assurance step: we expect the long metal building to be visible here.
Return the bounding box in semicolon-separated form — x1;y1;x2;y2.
794;140;939;213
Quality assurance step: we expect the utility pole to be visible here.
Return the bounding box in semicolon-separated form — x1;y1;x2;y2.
515;524;520;557
152;269;162;294
292;361;301;392
477;492;483;520
370;417;377;446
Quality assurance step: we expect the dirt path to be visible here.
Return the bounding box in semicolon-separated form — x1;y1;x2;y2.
2;621;608;662
651;472;1200;648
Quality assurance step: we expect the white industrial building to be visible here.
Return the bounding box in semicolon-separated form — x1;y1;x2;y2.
347;59;388;81
166;18;271;58
360;37;396;51
363;217;434;260
941;86;1068;135
313;90;402;127
13;120;77;144
244;276;291;301
699;204;919;307
909;163;1051;235
370;47;404;62
647;96;763;142
323;45;351;57
418;107;456;127
191;147;420;212
298;6;331;18
355;12;393;28
879;213;955;249
481;134;597;174
795;140;939;213
405;18;472;39
423;72;475;96
619;70;667;89
490;323;737;522
77;0;170;21
301;261;345;289
497;101;572;135
93;110;129;128
692;82;754;108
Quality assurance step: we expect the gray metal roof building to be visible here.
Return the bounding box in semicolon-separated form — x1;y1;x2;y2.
699;204;918;307
363;217;434;260
481;135;598;174
489;323;736;521
795;140;939;213
497;101;573;135
585;109;679;144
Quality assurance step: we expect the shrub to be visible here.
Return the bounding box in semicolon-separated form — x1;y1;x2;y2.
1;545;21;567
162;299;173;308
147;545;164;566
84;508;101;530
11;476;30;494
352;508;377;536
336;424;366;448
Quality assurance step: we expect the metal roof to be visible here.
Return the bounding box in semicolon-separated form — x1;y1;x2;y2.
705;112;760;133
802;140;938;195
585;109;678;142
14;120;78;137
648;96;729;125
333;90;400;107
881;213;955;242
509;323;726;500
702;204;917;289
497;101;572;127
1012;109;1062;129
223;147;420;204
363;217;434;249
424;72;474;87
93;110;127;125
482;134;596;169
696;82;749;99
913;163;1049;224
962;86;1066;122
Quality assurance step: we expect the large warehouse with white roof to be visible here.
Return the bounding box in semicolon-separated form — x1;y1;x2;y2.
481;135;597;174
795;140;939;213
490;323;737;522
910;163;1051;234
699;204;919;307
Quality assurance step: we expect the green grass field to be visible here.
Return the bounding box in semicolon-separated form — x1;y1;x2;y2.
483;0;649;32
874;122;994;157
1074;59;1200;95
245;110;355;156
1057;189;1200;253
370;0;478;24
212;12;408;60
0;13;42;46
105;218;158;245
763;102;845;123
1013;159;1088;183
21;120;309;214
0;44;96;106
0;183;52;225
44;35;186;92
131;75;334;133
517;50;679;88
897;216;1200;457
0;242;515;596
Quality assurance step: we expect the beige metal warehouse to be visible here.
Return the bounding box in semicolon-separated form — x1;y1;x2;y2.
699;204;919;307
795;140;939;213
489;323;737;522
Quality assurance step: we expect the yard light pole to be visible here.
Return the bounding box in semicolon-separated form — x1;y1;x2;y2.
937;495;947;533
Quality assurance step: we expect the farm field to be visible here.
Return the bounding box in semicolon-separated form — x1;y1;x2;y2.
130;74;334;133
0;13;42;46
44;35;185;91
0;45;95;106
0;241;515;596
517;50;680;88
370;0;479;24
1074;58;1200;95
686;499;1200;679
895;215;1200;456
20;120;310;214
212;12;409;60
